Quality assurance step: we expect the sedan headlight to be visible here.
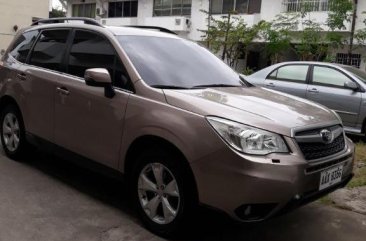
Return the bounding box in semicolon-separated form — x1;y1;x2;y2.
207;117;289;155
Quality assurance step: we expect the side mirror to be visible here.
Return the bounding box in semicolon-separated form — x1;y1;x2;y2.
0;49;5;56
344;81;358;91
85;68;115;98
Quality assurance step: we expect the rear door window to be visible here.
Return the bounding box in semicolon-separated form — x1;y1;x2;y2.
9;30;40;63
29;29;70;72
67;30;131;90
269;65;309;83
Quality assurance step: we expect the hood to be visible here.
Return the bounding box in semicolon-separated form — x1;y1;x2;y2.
163;87;340;137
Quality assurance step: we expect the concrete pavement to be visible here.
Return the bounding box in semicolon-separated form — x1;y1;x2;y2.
0;150;365;241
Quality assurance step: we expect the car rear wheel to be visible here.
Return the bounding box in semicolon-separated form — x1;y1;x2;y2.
132;149;195;237
0;105;27;160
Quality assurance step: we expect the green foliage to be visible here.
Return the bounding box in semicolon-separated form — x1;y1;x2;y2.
327;0;354;30
49;8;66;18
259;14;298;63
242;67;254;75
200;10;263;68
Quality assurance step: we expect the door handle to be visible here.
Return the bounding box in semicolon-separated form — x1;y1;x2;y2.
266;82;275;87
16;73;26;81
56;87;70;96
308;88;319;93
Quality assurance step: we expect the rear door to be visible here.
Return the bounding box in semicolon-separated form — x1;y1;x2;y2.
264;64;309;98
17;29;71;142
54;29;132;168
306;65;362;127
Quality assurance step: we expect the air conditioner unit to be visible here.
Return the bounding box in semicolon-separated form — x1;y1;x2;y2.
175;18;181;26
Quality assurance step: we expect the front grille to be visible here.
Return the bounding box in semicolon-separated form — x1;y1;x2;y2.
297;132;345;160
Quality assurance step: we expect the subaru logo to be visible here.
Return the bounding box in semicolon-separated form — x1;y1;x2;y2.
320;129;334;144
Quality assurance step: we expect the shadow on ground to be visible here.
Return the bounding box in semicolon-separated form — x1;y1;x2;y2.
8;144;366;241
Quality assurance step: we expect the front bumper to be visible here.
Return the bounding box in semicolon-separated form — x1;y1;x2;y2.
190;136;355;221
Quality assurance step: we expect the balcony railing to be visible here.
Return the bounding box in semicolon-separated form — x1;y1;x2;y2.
282;0;329;12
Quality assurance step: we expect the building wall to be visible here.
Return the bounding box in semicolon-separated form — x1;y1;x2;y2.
65;0;366;70
0;0;50;51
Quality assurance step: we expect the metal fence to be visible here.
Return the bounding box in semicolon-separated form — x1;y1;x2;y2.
282;0;329;12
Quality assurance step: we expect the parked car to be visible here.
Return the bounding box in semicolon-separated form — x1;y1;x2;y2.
0;18;354;236
245;61;366;135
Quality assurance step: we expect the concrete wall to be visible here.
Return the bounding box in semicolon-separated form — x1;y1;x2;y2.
0;0;50;51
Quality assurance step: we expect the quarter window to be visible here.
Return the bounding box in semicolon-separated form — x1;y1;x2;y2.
108;1;138;17
270;65;309;83
29;30;70;72
9;30;39;63
153;0;192;16
67;30;131;90
312;66;352;87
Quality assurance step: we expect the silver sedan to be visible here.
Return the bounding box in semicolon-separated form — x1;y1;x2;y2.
245;61;366;135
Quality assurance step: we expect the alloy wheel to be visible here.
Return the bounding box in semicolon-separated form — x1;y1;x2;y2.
138;163;180;225
2;113;20;152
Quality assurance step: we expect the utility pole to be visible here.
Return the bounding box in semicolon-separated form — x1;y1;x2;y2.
348;0;358;65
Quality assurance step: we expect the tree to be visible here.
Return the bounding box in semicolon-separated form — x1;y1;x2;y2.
49;8;66;18
201;11;263;69
259;13;298;64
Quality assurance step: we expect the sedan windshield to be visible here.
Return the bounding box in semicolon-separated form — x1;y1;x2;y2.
117;36;244;89
343;65;366;84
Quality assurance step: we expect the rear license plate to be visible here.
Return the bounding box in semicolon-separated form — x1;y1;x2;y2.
319;165;343;191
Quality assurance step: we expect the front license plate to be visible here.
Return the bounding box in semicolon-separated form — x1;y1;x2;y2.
319;165;343;191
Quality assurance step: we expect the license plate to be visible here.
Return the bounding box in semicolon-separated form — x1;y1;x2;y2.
319;165;343;191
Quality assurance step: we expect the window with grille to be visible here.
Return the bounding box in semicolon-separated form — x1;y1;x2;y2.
211;0;261;14
336;53;361;68
153;0;192;16
72;4;96;18
282;0;329;12
108;1;138;18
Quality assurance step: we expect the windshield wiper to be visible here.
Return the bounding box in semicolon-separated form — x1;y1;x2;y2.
191;84;242;89
150;85;190;89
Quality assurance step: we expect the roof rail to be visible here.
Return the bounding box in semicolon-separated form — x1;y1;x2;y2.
31;17;104;27
124;25;177;35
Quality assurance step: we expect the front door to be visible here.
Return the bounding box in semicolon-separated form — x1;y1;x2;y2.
54;30;132;168
306;65;362;127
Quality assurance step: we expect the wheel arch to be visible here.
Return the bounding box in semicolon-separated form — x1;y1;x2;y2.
124;135;198;201
0;95;22;114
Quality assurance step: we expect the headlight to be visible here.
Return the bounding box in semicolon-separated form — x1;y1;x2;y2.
207;117;289;155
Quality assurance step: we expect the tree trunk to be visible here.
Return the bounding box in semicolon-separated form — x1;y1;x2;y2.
221;13;231;61
348;0;358;65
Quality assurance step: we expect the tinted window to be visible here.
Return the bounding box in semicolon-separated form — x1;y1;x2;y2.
313;66;351;87
9;30;39;63
274;65;308;82
117;36;243;88
108;1;138;18
68;30;131;89
29;30;70;71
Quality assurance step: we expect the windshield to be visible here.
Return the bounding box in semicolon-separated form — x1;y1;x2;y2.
117;36;244;89
343;65;366;84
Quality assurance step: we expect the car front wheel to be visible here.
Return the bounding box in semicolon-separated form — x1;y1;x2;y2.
132;149;195;237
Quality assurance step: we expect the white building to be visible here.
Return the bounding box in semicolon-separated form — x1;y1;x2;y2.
65;0;366;70
0;0;50;50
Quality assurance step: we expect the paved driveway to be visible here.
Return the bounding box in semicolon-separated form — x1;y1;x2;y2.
0;149;365;241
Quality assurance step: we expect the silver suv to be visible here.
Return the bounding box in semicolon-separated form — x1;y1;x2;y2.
0;18;355;236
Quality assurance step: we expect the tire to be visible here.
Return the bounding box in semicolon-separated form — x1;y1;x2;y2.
131;148;196;237
0;104;27;160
